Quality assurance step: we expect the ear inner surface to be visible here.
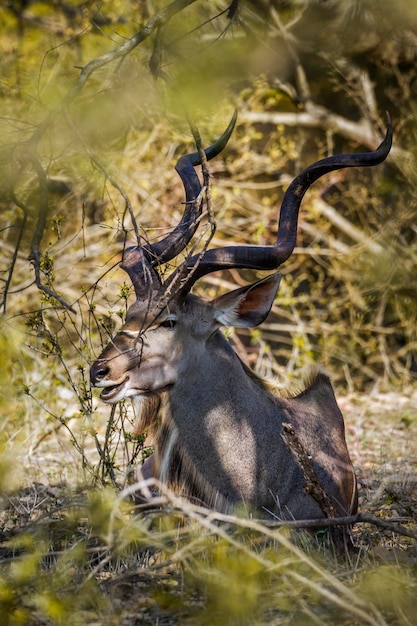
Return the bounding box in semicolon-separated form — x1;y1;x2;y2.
214;272;281;328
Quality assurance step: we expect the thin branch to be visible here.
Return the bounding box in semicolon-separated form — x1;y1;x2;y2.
313;196;384;255
270;6;311;103
241;105;413;178
64;109;140;244
27;156;76;313
1;197;28;315
281;422;339;518
241;107;379;148
26;0;199;153
130;479;417;541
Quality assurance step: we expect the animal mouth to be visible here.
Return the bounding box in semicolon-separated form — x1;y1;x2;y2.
99;377;129;402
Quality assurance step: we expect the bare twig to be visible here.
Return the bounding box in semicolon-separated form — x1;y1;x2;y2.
26;156;76;312
1;197;28;315
241;105;413;181
130;479;417;541
313;196;384;254
241;107;379;148
281;421;355;551
281;422;339;518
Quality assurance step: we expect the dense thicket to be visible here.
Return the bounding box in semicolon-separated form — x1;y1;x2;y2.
0;3;416;624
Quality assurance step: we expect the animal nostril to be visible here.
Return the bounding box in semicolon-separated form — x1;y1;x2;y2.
90;362;109;384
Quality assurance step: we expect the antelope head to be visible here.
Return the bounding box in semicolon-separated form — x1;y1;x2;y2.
90;114;392;406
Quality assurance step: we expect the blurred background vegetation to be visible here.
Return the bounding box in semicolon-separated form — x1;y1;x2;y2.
0;1;416;624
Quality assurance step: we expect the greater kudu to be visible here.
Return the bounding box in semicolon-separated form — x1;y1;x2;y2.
90;113;392;521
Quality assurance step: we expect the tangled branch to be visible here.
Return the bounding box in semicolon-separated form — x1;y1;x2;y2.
3;0;200;313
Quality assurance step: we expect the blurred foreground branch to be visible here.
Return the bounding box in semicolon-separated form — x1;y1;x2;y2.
3;0;199;312
130;480;417;541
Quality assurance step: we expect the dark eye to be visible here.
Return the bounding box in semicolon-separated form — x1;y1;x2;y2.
159;318;177;329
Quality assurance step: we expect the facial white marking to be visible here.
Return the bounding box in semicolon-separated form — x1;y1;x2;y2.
120;329;141;338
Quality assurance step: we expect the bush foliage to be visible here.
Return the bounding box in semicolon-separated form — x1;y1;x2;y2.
0;1;416;624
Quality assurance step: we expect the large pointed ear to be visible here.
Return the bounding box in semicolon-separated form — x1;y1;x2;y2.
213;272;281;328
